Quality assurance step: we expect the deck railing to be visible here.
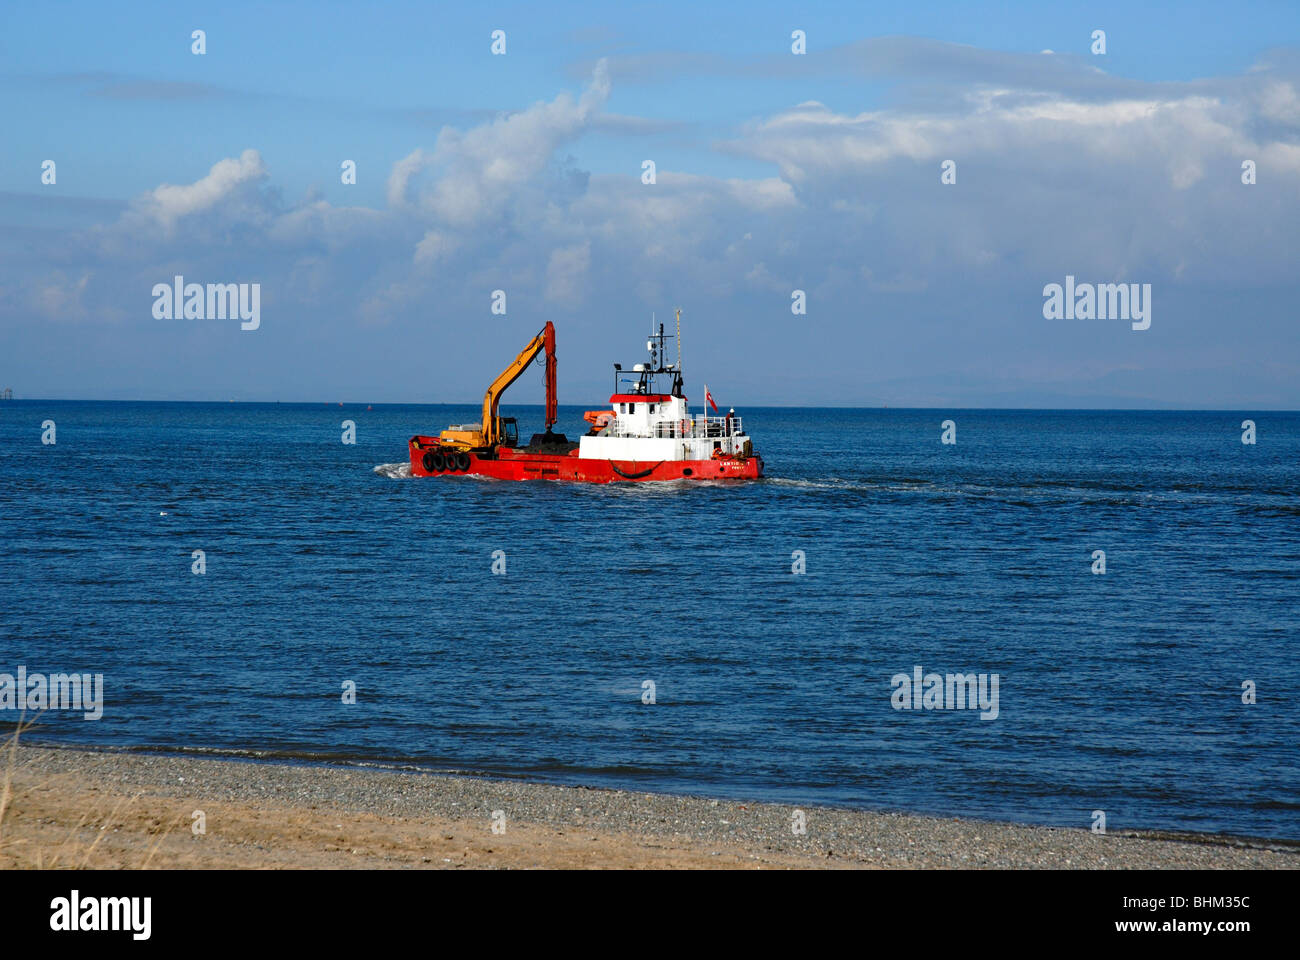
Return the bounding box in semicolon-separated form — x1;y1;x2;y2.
608;415;742;440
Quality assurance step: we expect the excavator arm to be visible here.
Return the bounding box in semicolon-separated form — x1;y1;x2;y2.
481;321;556;446
441;322;556;450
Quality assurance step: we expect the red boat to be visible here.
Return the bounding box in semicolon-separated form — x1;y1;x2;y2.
408;314;762;483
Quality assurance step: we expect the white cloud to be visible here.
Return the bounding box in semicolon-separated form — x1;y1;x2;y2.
725;91;1253;190
390;59;611;227
386;148;430;209
130;148;268;231
269;200;389;250
544;240;591;303
35;272;91;321
1257;80;1300;125
413;229;459;265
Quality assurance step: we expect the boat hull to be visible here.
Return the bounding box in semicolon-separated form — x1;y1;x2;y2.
409;437;762;482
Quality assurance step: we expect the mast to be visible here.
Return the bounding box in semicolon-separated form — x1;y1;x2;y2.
676;307;681;377
614;310;684;399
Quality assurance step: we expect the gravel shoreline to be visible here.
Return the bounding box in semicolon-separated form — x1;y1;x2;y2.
8;744;1296;869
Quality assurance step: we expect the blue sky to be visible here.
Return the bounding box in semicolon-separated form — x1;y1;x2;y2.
2;0;1299;406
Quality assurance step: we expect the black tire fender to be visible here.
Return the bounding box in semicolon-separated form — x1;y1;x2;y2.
610;460;663;480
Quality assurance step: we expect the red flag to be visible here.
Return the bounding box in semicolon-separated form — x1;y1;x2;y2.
705;385;718;412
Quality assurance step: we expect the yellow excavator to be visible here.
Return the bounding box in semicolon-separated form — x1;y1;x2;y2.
437;321;559;452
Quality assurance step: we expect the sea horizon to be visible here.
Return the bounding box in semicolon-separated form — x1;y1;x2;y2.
5;398;1299;412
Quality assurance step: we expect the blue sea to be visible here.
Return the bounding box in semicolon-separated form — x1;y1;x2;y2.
2;401;1297;840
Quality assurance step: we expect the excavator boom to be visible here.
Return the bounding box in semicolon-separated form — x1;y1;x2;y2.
439;322;556;450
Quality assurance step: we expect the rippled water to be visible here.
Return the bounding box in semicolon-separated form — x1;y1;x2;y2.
2;402;1297;839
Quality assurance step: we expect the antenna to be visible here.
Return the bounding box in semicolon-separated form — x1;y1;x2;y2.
675;307;681;372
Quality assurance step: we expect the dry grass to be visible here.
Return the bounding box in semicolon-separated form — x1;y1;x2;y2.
0;719;185;870
0;740;818;870
0;713;37;856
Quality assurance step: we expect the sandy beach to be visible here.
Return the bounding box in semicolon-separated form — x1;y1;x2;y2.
1;743;1293;870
